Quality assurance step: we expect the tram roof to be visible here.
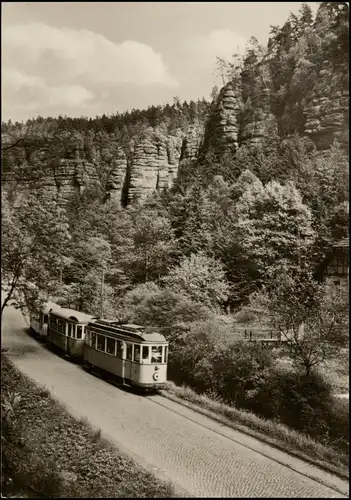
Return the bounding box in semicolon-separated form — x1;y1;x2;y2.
89;319;167;343
43;301;61;314
50;308;96;324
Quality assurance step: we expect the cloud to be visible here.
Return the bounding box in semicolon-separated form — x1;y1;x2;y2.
2;22;177;120
3;22;178;88
188;28;247;65
2;68;94;112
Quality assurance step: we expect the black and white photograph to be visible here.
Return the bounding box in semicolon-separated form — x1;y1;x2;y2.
1;1;349;498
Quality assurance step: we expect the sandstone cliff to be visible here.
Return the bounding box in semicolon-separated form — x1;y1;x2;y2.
202;82;241;157
303;62;348;151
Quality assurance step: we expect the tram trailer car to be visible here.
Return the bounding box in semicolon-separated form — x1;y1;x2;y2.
30;301;61;340
48;308;98;359
84;319;169;390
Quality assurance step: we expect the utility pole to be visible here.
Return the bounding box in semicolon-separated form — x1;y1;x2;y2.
100;267;104;318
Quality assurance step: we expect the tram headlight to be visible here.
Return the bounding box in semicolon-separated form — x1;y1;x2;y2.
153;372;159;381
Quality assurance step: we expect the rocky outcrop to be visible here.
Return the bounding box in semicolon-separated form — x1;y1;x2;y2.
106;148;128;207
304;89;348;151
166;134;184;185
2;158;100;207
179;122;204;164
55;159;100;201
303;60;348;151
202;82;242;157
240;62;278;147
127;129;186;203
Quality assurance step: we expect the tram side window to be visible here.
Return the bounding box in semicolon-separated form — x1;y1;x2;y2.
91;333;96;349
76;326;83;339
43;314;48;324
106;337;116;355
116;340;123;358
133;345;140;362
142;346;149;363
151;346;162;363
67;324;72;337
96;334;105;352
126;343;133;361
58;320;63;334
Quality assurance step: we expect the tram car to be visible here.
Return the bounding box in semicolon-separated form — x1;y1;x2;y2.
48;308;98;359
30;301;61;339
84;319;169;390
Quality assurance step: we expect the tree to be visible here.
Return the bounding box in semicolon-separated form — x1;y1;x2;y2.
258;268;348;376
1;192;71;318
162;252;230;310
63;236;112;315
235;179;316;280
121;282;212;338
127;203;177;284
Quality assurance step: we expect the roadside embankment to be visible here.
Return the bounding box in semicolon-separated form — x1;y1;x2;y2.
1;354;174;498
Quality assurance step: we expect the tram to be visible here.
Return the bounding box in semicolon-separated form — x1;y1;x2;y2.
30;301;61;339
48;308;97;358
29;303;169;390
84;319;168;390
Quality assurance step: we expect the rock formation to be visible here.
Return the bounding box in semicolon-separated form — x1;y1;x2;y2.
240;62;278;147
304;72;348;151
106;148;128;207
127;129;185;203
202;82;242;157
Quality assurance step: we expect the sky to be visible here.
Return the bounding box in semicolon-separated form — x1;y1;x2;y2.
2;2;319;123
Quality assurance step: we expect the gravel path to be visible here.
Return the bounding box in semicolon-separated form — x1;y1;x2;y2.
2;306;349;498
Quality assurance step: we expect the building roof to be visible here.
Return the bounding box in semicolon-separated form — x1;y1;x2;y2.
51;307;97;324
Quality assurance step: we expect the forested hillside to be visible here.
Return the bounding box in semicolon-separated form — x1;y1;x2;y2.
2;2;348;313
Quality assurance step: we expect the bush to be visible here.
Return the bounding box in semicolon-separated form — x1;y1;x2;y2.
246;367;349;451
211;341;273;407
324;398;349;454
167;317;233;391
122;283;212;334
168;323;274;407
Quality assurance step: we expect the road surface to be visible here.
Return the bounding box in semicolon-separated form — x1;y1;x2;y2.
2;305;349;498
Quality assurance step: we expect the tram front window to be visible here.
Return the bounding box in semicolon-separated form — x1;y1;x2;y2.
142;346;149;363
151;346;162;364
134;345;140;362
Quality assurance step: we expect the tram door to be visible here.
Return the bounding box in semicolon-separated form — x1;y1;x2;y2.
124;342;133;381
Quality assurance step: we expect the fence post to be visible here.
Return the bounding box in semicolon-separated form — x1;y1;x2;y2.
270;330;273;339
244;329;247;339
249;331;252;342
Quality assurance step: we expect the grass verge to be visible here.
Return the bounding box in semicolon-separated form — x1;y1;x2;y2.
1;354;175;498
161;381;349;480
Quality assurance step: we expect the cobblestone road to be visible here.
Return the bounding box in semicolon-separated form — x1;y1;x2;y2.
2;306;348;498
